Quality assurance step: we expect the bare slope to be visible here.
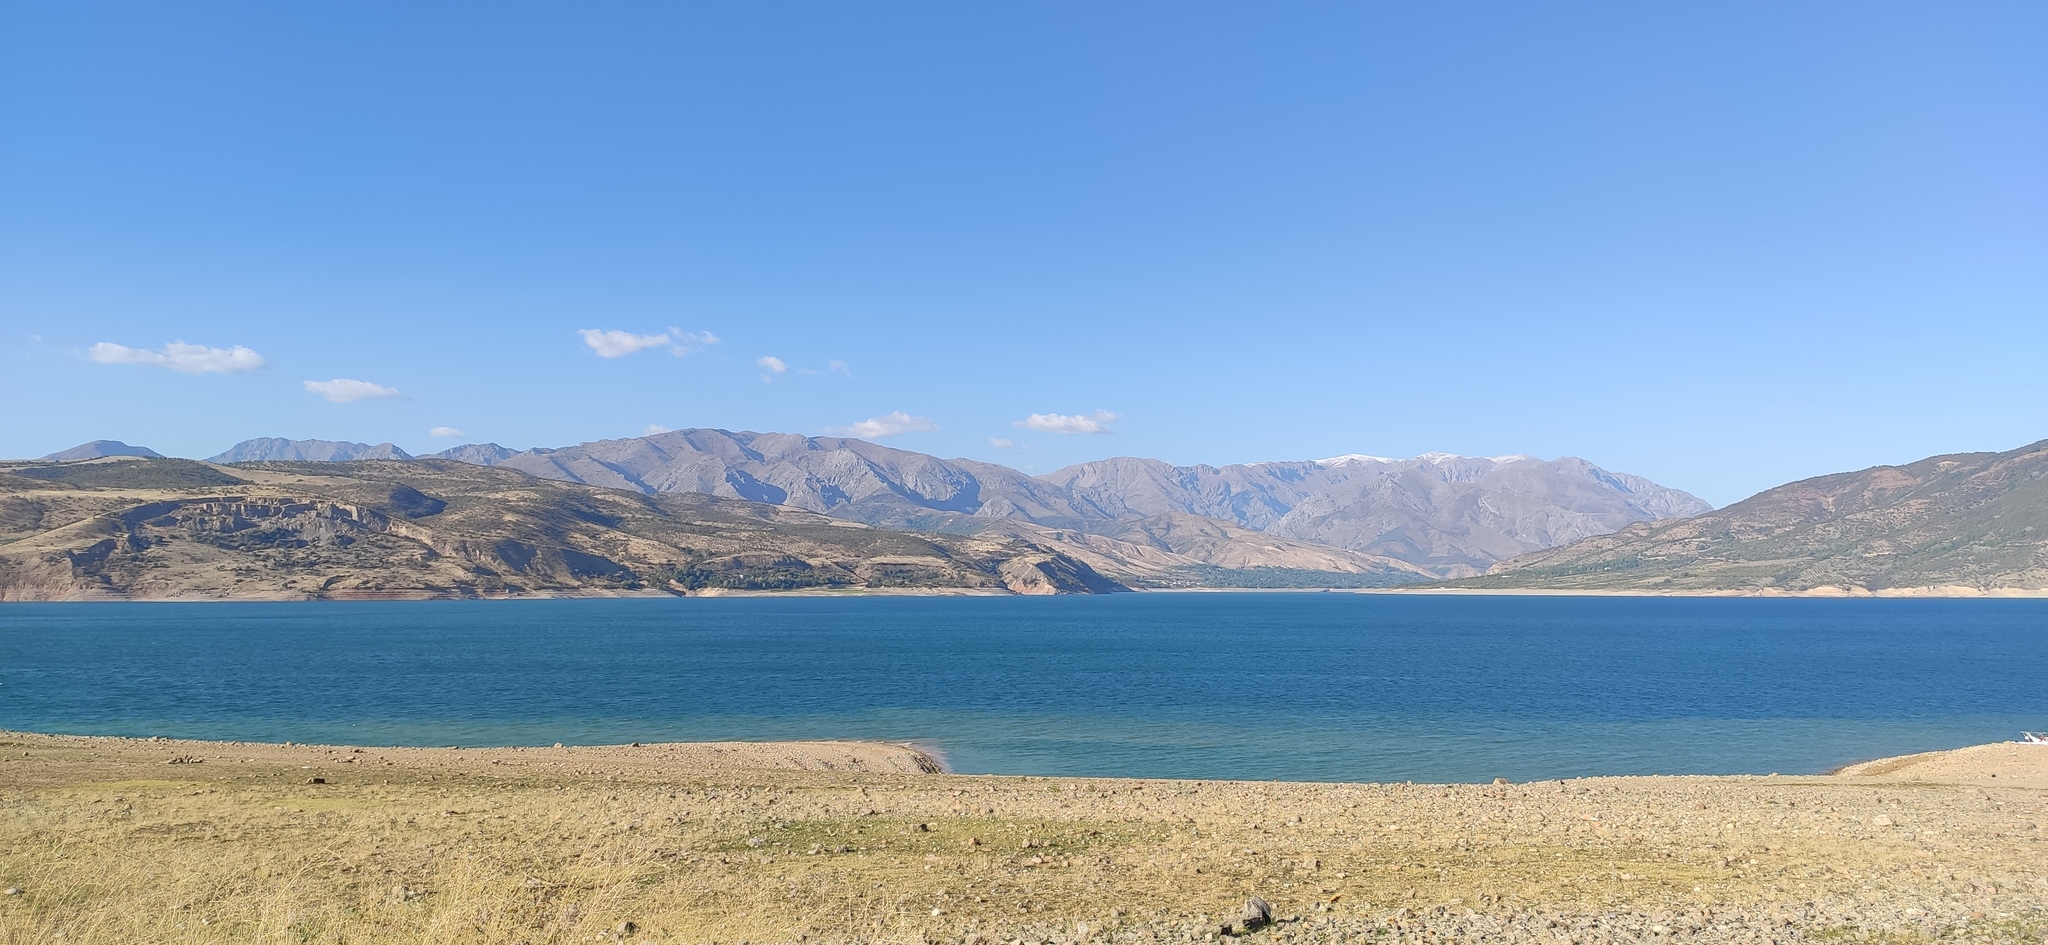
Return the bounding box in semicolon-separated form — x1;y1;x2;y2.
0;457;1125;600
1451;438;2048;594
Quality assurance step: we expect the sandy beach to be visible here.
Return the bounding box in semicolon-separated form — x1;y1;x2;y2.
2;731;2044;944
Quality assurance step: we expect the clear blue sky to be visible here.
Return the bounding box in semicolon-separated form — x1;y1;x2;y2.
2;2;2042;506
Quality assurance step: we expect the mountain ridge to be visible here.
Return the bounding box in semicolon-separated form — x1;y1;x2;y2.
404;430;1707;575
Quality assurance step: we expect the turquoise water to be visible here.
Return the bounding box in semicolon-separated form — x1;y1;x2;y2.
2;595;2043;783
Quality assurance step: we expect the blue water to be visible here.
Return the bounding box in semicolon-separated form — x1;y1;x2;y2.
2;595;2043;783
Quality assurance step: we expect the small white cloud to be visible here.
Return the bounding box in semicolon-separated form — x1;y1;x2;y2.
666;328;719;356
429;426;464;438
579;329;673;358
89;340;266;374
304;378;402;403
756;355;787;373
828;360;853;378
827;411;938;439
989;438;1018;449
1015;410;1119;434
643;423;670;435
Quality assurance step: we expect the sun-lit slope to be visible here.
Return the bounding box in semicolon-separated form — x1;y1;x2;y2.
0;458;1125;600
1446;439;2048;595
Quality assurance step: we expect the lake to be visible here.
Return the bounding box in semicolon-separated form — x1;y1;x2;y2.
2;594;2043;783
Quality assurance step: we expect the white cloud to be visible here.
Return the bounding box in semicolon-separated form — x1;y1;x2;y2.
828;360;853;378
989;438;1017;449
643;423;670;435
580;327;718;358
579;329;674;358
1015;410;1119;434
304;378;402;402
89;341;266;374
827;411;938;439
757;355;787;373
429;426;464;438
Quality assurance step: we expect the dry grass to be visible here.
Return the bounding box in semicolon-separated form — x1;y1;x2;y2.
2;734;2045;944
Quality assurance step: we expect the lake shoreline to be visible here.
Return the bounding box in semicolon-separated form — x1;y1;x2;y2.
6;728;2046;786
7;583;2047;602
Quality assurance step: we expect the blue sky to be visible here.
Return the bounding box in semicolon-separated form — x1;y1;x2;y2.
2;2;2042;506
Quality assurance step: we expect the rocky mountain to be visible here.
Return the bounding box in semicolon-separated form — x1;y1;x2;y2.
1041;453;1711;575
421;430;1706;576
0;457;1125;600
208;438;414;463
1453;439;2048;595
426;442;518;465
39;440;163;461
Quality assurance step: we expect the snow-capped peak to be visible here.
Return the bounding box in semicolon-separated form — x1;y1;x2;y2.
1315;452;1542;467
1314;453;1396;466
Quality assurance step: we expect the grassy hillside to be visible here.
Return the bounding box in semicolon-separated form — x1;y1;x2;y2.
1446;439;2048;594
0;458;1125;600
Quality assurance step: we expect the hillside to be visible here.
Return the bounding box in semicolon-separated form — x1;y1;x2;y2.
0;458;1126;600
1451;439;2048;595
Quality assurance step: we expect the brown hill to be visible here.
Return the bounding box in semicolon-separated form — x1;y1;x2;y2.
1450;439;2048;595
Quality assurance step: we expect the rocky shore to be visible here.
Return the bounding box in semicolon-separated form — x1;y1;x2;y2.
2;732;2043;944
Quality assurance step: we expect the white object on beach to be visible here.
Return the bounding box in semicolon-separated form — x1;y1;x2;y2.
2020;732;2048;744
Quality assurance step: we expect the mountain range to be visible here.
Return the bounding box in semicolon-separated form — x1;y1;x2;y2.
21;433;2048;596
412;429;1710;577
1456;438;2048;595
34;431;1714;581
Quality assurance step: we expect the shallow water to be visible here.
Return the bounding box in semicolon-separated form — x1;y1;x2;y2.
3;594;2043;782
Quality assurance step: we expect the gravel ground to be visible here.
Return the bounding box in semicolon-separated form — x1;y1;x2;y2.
2;733;2043;944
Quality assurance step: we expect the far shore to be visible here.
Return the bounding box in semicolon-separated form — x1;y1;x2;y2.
7;583;2048;602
